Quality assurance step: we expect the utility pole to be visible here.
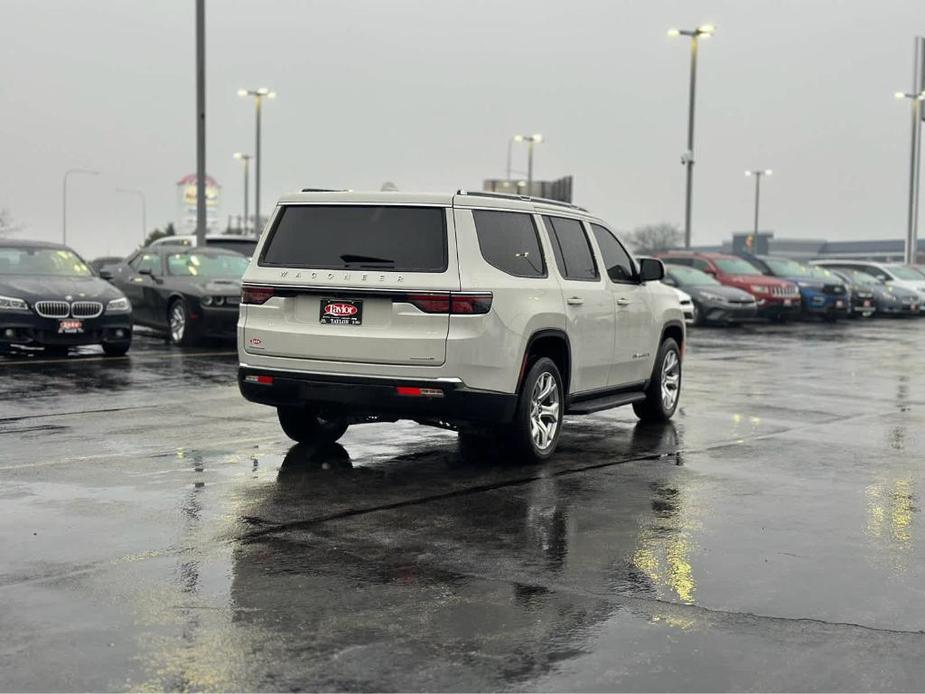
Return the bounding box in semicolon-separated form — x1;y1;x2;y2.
745;169;772;237
898;36;925;264
195;0;207;247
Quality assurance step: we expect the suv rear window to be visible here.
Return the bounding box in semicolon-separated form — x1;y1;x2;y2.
472;210;546;278
260;205;448;272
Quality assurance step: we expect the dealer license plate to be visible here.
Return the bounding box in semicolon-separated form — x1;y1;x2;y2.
58;319;83;334
319;298;363;326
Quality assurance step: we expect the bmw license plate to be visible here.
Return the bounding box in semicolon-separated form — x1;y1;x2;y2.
319;298;363;326
836;300;844;308
58;319;83;334
863;300;871;307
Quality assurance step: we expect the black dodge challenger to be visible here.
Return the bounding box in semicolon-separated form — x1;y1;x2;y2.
102;245;248;346
0;240;133;356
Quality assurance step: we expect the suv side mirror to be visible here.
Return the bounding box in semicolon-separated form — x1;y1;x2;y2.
98;268;113;280
638;257;665;283
139;267;154;276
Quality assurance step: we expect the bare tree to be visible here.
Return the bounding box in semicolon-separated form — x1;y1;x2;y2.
0;208;23;237
625;222;682;255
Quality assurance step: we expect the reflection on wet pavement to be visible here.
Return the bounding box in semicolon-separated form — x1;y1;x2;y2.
1;321;925;690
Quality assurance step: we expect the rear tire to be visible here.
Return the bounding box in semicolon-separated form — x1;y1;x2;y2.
277;406;349;444
633;338;681;423
507;357;564;463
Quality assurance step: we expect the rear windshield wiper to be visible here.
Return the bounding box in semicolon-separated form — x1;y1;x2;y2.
340;254;395;267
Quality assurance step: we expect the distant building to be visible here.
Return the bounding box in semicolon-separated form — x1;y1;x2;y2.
482;175;574;203
176;174;221;233
691;231;924;263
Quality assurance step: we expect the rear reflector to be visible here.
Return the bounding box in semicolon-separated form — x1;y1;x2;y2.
241;286;275;305
395;386;444;397
244;374;274;385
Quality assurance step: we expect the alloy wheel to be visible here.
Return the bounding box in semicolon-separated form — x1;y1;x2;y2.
660;350;681;411
529;371;560;451
169;304;186;343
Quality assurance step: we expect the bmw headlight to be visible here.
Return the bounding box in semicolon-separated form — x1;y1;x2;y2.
105;297;132;314
0;295;29;312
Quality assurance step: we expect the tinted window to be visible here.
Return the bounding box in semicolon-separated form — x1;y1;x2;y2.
261;205;447;272
544;216;598;281
714;257;763;275
0;247;92;277
131;253;161;275
590;224;635;282
167;253;250;278
472;210;545;278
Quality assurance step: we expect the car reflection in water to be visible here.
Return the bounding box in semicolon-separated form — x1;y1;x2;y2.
219;421;705;690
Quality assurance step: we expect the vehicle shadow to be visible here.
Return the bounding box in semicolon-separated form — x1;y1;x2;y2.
222;421;695;690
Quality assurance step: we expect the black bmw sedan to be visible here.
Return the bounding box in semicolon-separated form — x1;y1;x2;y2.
102;246;248;346
0;240;133;356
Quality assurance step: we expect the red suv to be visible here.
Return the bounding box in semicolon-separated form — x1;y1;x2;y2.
658;252;801;320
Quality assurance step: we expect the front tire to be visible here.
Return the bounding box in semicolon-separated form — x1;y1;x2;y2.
508;357;564;463
633;338;682;423
277;406;349;444
168;299;198;346
102;341;131;357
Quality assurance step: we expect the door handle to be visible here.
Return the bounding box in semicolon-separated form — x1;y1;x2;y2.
616;298;631;306
566;297;584;306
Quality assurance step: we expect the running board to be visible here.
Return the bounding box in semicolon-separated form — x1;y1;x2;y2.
566;391;647;415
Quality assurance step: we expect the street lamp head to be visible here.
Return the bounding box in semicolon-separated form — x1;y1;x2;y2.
267;91;277;99
531;133;544;143
237;88;248;97
745;170;752;176
895;91;908;99
667;28;681;37
512;134;525;142
697;24;716;35
765;169;773;176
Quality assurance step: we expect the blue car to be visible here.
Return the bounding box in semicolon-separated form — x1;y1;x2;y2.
741;255;850;321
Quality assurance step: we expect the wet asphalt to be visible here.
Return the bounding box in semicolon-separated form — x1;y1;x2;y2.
1;319;925;692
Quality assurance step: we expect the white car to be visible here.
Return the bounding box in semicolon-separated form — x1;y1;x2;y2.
237;190;685;462
811;260;925;309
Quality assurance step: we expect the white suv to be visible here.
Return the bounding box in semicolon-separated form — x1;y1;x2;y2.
238;190;685;462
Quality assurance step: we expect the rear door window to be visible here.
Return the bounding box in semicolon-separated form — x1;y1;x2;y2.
544;216;599;281
472;210;546;278
260;205;448;272
590;224;635;282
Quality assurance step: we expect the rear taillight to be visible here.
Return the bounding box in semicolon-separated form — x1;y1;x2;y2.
398;292;492;315
241;286;275;305
450;293;492;314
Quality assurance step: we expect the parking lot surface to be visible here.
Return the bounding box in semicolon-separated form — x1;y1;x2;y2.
1;321;925;691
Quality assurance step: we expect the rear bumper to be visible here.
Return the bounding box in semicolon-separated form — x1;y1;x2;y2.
238;366;518;424
0;313;133;347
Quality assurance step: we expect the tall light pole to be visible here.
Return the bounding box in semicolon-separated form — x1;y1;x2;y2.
668;24;715;248
507;134;526;182
115;188;147;244
195;0;206;247
523;133;543;195
237;87;275;232
896;35;925;265
62;168;100;246
233;152;252;234
744;169;772;237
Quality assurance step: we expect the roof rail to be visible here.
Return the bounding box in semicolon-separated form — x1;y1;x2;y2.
300;187;351;193
455;189;587;212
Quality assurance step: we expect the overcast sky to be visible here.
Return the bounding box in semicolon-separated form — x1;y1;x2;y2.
0;0;922;258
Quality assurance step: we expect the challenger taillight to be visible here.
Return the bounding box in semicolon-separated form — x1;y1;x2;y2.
241;286;275;305
399;292;492;315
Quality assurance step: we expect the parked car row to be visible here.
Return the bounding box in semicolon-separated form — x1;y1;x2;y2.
0;235;252;356
655;251;925;326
